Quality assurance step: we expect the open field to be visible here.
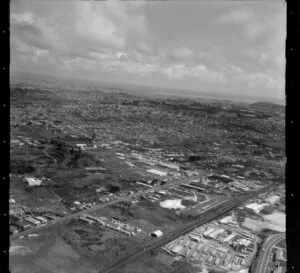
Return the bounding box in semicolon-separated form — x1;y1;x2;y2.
10;228;98;273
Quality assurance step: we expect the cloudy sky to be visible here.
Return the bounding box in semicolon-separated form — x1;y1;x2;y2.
10;0;286;101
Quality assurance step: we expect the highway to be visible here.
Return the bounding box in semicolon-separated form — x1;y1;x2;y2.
253;233;285;273
10;186;159;240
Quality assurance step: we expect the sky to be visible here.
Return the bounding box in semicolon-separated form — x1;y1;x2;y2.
10;0;286;101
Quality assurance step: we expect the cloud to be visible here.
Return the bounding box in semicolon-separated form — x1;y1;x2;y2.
217;8;254;24
161;63;226;83
235;72;284;91
10;1;285;100
172;47;194;60
10;0;148;63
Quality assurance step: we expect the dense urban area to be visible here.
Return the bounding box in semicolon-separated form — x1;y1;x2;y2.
10;77;285;273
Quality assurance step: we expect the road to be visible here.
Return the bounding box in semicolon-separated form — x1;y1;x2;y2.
11;181;275;241
254;233;285;273
10;186;157;239
10;178;197;239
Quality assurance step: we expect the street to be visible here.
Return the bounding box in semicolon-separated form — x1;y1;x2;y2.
253;233;285;273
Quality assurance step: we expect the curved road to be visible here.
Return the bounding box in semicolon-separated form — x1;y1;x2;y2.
254;233;285;273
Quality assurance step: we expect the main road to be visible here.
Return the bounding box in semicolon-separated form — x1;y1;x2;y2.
253;233;285;273
11;181;275;242
11;185;160;240
10;176;203;239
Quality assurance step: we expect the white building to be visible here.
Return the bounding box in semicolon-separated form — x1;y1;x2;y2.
147;169;168;176
24;177;42;186
151;230;163;237
76;144;87;150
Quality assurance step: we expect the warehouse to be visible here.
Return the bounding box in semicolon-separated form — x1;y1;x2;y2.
206;174;233;184
276;249;286;262
24;217;41;226
124;161;135;168
215;258;221;266
171;245;183;254
158;162;180;171
208;228;224;239
206;256;214;264
24;177;42;186
147;169;168;176
274;266;283;273
34;216;47;224
223;233;236;243
85;166;107;172
181;183;206;192
203;227;215;237
79;216;95;224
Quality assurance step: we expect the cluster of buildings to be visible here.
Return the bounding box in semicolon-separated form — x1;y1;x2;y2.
162;220;261;271
24;177;42;187
79;214;143;236
10;137;41;148
10;210;62;235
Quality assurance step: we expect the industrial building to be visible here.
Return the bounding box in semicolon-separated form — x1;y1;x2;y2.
158;162;180;171
76;143;88;150
276;249;286;262
274;266;284;273
24;217;41;226
34;216;47;224
79;216;95;224
171;245;183;254
147;169;168;176
222;233;236;243
203;228;215;237
181;183;206;192
208;228;224;239
24;177;42;186
85;166;107;172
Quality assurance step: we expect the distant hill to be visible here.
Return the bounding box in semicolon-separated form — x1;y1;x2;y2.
248;102;285;114
10;71;284;105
